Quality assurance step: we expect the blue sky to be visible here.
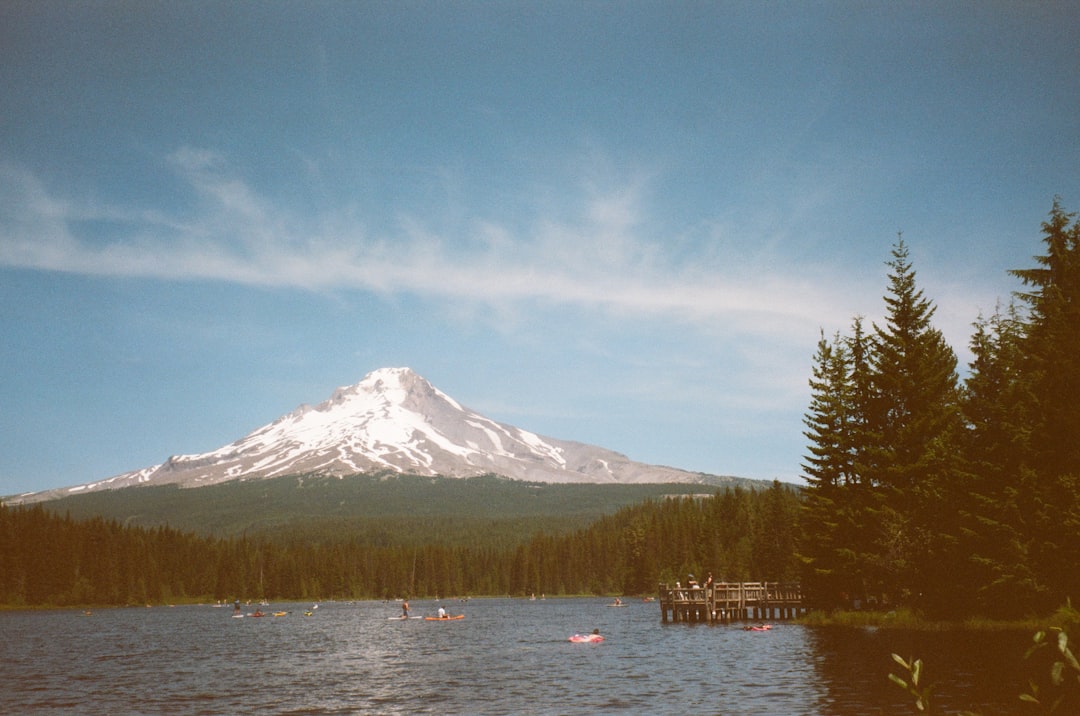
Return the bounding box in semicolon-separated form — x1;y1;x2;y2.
2;1;1078;496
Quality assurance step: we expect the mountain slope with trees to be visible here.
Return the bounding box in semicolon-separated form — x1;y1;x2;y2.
0;481;799;607
21;472;765;542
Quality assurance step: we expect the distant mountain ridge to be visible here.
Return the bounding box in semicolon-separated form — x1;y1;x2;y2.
13;367;739;503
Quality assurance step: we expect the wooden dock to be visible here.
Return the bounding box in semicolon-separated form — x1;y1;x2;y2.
658;581;805;623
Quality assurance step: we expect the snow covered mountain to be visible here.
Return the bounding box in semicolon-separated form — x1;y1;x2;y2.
15;367;725;503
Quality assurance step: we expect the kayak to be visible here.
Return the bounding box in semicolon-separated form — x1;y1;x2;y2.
424;615;465;621
568;634;604;643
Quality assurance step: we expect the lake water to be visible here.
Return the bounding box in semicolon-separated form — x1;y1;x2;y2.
0;598;1032;714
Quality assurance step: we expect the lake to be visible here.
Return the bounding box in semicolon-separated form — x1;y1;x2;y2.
0;598;1032;714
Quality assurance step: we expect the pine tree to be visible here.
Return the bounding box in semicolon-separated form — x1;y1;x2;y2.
754;480;801;582
1009;200;1080;607
864;237;963;615
800;330;853;607
799;324;880;608
959;303;1045;616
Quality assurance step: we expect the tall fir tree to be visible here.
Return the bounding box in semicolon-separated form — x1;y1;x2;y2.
844;317;885;602
1009;200;1080;608
864;237;963;615
800;330;853;607
959;303;1044;616
799;319;881;608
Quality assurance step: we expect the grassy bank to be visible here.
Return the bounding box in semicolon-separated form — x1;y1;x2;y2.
798;603;1080;632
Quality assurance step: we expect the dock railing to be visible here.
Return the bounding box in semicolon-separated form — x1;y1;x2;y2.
658;581;804;623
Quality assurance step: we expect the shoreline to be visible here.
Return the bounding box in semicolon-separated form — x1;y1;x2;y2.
796;605;1076;632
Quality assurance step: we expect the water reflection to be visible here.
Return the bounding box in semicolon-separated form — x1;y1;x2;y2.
0;600;1036;715
805;625;1030;715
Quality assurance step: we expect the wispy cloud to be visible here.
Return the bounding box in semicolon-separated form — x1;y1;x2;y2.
0;150;864;341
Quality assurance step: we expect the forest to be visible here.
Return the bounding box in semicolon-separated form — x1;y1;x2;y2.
2;202;1077;620
801;200;1080;620
23;471;758;542
0;481;799;607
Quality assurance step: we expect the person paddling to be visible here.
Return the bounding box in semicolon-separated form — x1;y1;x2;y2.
402;599;410;619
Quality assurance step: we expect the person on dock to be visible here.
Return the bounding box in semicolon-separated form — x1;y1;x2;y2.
704;573;714;590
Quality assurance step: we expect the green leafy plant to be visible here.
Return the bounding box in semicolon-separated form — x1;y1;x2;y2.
1020;625;1080;712
889;653;933;713
888;603;1080;714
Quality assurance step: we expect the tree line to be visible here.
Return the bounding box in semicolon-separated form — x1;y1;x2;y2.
0;482;799;607
800;200;1080;620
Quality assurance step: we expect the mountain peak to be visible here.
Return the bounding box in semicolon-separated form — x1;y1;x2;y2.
328;367;418;405
12;368;723;503
363;365;418;382
357;366;419;393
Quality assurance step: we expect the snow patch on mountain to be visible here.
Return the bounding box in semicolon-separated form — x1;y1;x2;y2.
11;367;723;503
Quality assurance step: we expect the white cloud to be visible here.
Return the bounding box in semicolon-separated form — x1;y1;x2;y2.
0;151;869;346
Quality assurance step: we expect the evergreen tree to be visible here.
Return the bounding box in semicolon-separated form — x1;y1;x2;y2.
800;318;884;609
864;237;963;615
959;303;1044;616
800;330;855;607
1009;200;1080;607
754;480;801;581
